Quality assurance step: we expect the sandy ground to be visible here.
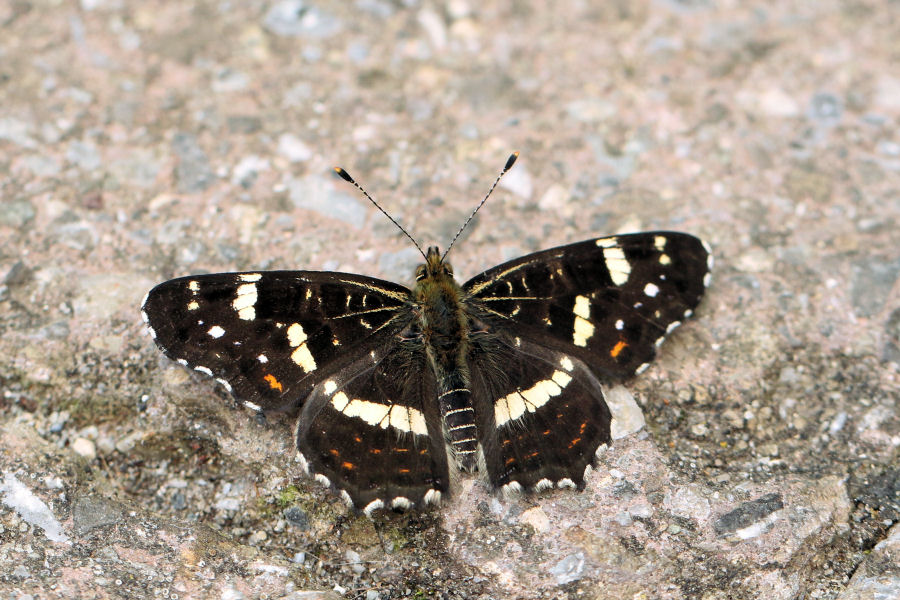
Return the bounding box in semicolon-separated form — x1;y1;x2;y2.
1;1;898;599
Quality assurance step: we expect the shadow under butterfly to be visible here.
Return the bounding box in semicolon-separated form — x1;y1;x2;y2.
141;152;713;516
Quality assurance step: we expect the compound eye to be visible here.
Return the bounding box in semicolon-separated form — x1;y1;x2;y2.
415;266;426;281
444;265;453;276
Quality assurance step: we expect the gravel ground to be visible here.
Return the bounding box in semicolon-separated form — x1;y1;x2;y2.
1;1;898;599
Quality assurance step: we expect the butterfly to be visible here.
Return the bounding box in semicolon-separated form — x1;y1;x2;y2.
141;153;712;516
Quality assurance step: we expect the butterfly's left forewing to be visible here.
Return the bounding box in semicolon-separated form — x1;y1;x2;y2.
141;271;412;413
464;232;711;378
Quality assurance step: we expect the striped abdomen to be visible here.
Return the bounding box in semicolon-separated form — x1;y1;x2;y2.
438;379;478;471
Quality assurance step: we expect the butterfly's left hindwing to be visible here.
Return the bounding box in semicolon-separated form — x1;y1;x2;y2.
468;334;611;492
141;271;412;413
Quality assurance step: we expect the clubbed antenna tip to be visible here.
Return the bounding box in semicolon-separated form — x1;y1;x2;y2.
333;166;354;183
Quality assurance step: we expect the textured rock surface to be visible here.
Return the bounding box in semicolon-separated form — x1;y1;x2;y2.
1;1;898;598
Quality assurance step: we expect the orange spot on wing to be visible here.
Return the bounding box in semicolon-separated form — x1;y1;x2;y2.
568;437;582;448
398;468;410;474
329;448;340;456
341;461;355;470
505;457;516;466
610;339;628;358
370;448;382;455
354;436;362;443
264;374;283;392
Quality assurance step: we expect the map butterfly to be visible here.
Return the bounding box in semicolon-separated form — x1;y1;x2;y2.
141;153;712;516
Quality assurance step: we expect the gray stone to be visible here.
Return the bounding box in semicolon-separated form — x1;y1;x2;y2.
713;493;784;535
72;496;122;536
549;552;586;585
807;92;844;127
850;257;900;317
283;506;309;529
172;133;215;193
288;175;367;228
263;1;341;38
0;199;36;228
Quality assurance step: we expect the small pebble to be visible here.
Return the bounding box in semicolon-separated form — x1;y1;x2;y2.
72;438;97;460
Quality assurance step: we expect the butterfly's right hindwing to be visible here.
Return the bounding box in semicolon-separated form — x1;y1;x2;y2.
141;271;412;413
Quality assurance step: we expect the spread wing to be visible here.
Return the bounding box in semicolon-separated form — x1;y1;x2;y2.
464;232;711;379
141;271;413;413
463;232;711;492
294;339;450;514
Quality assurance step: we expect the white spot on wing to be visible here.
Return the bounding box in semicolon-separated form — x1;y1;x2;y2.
187;300;199;311
233;283;257;321
243;400;262;412
239;273;262;282
423;488;442;506
644;283;660;297
595;237;617;248
363;498;384;517
287;322;307;346
188;280;200;292
208;325;226;338
615;319;624;330
324;380;337;395
329;394;428;435
194;366;212;376
654;235;667;251
340;489;353;507
176;359;188;366
257;354;268;363
216;378;232;392
666;320;681;334
573;295;590;320
502;481;523;498
146;325;157;339
391;496;411;511
290;343;317;373
296;452;310;474
659;254;672;265
494;371;572;427
573;316;595;347
602;246;631;285
704;272;712;288
315;473;331;487
635;362;650;375
534;478;554;492
559;356;574;371
557;478;577;489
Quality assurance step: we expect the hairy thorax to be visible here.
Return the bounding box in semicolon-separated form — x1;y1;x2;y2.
415;275;469;373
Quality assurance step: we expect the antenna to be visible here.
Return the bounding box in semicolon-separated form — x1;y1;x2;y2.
441;152;518;262
333;166;427;260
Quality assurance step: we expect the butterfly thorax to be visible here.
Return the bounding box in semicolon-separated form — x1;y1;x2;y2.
413;246;479;470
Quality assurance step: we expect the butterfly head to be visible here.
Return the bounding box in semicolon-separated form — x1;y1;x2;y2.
415;246;455;283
